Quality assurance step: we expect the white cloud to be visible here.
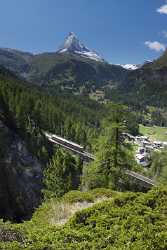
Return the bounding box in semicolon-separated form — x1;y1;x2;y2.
145;41;166;52
162;30;167;38
157;2;167;14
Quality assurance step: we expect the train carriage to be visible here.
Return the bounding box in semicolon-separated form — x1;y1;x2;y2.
51;135;84;152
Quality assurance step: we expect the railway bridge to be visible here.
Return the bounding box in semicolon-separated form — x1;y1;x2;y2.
44;132;155;188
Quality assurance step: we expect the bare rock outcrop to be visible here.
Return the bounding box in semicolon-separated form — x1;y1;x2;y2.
0;120;42;221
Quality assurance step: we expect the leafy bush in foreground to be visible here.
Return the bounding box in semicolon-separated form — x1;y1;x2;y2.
0;187;166;249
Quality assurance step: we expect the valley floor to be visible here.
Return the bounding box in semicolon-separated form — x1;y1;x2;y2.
140;124;167;142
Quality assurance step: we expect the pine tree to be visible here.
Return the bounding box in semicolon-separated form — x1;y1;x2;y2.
84;104;135;190
43;149;80;198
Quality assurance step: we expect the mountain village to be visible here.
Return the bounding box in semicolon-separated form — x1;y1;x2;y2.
123;132;167;167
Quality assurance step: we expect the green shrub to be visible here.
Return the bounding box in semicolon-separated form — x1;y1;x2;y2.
62;190;94;203
0;187;166;249
90;188;115;198
0;242;23;250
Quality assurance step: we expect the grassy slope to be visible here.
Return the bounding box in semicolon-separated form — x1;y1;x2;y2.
0;187;166;250
140;124;167;142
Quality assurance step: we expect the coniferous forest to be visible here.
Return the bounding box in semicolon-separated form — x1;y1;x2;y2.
0;61;166;249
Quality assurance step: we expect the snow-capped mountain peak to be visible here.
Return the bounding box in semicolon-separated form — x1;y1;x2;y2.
57;32;104;62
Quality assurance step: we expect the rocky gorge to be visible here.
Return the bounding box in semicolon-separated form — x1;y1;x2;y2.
0;120;42;222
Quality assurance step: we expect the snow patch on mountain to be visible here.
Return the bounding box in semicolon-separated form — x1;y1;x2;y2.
143;60;153;65
120;64;140;70
57;32;104;62
119;60;153;70
76;51;103;62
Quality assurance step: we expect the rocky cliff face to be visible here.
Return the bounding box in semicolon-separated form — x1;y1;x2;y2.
0;120;42;222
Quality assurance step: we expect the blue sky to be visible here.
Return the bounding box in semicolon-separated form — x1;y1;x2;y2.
0;0;167;64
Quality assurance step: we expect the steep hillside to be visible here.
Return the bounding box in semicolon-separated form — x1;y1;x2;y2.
0;66;140;221
0;66;110;221
0;68;82;221
0;48;127;89
0;100;42;222
109;50;167;108
0;48;33;77
144;49;167;69
28;52;127;88
120;67;167;107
